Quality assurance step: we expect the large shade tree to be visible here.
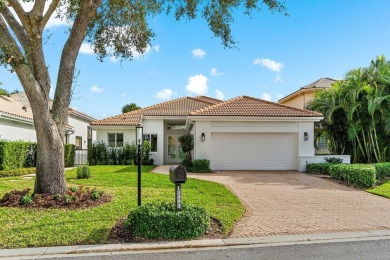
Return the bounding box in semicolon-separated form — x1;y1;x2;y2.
307;56;390;163
0;0;287;194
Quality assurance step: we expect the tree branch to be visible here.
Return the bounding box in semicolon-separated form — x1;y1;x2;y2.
0;6;29;51
52;0;102;135
6;0;28;28
40;0;60;29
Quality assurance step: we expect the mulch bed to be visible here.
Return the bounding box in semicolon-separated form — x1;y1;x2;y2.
108;217;225;243
0;187;111;209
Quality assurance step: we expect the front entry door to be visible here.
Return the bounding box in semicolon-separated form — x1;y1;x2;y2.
167;135;185;164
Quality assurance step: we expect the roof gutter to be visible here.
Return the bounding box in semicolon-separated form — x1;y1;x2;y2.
0;112;34;125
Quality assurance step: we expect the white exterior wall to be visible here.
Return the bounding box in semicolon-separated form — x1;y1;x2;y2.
68;115;95;149
298;155;351;172
0;118;36;141
142;119;164;165
193;119;317;171
95;128;136;145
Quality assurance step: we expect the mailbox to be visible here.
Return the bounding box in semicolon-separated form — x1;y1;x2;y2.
169;165;187;184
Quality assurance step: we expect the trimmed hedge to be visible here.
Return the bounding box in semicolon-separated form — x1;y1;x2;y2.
89;141;153;166
124;202;210;239
0;167;36;177
192;159;212;173
64;144;76;167
306;163;337;175
0;141;75;173
374;163;390;182
329;164;376;188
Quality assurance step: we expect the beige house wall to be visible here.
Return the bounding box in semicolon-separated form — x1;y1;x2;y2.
280;91;317;109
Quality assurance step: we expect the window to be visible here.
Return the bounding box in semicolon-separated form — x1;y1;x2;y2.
108;133;124;147
318;134;328;149
143;134;157;152
75;136;82;150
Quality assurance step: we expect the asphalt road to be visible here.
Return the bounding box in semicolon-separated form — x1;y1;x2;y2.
33;238;390;260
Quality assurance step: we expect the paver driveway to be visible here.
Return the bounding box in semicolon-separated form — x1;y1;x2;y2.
190;171;390;238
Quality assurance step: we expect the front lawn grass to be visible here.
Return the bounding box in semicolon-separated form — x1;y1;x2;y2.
367;180;390;198
0;165;244;249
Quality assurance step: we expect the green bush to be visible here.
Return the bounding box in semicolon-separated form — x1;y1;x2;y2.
329;164;376;187
306;163;337;175
124;202;210;239
0;140;33;170
181;159;193;172
76;165;91;179
192;159;212;173
0;168;36;177
374;162;390;182
89;142;152;166
64;144;75;167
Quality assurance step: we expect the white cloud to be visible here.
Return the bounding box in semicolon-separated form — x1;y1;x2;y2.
155;89;177;100
186;74;208;95
192;48;206;59
153;45;160;52
275;74;283;83
80;43;94;55
90;85;104;93
215;89;225;100
261;93;271;101
253;58;284;72
210;68;223;77
120;93;126;98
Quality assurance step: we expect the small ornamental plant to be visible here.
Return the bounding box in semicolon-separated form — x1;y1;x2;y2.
124;202;210;239
76;165;91;179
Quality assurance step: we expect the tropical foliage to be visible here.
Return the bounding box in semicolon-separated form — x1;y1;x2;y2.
308;56;390;163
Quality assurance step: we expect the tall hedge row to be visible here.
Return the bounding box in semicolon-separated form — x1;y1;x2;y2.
88;141;154;166
0;140;75;171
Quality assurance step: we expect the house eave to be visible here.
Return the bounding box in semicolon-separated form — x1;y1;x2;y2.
0;112;34;125
278;88;321;104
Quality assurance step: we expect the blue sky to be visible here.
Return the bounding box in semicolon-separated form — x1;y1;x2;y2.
2;0;390;119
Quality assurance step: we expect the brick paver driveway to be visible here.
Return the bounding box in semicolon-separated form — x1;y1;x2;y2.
190;171;390;238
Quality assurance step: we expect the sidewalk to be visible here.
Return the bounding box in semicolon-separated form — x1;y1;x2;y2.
1;230;390;259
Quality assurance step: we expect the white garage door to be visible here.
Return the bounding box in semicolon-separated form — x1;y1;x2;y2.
211;133;298;170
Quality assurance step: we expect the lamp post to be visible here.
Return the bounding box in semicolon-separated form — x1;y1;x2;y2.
136;126;143;206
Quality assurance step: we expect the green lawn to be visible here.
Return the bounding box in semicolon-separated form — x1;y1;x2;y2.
0;165;244;249
367;180;390;198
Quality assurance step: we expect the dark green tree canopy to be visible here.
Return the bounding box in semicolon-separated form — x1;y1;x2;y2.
122;103;140;113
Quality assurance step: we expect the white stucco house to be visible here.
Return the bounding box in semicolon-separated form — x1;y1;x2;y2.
91;95;335;171
0;92;96;149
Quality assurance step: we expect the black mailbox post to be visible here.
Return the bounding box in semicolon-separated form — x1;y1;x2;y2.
169;165;187;210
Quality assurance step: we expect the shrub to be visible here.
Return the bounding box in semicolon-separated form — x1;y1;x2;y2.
374;162;390;182
64;144;76;167
329;164;376;187
21;194;33;205
0;140;33;170
181;159;193;172
324;157;343;164
76;165;91;179
192;159;212;173
124;202;210;239
0;167;36;177
306;163;336;175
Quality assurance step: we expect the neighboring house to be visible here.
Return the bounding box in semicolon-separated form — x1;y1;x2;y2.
0;92;96;150
278;78;337;155
91;95;324;171
278;78;337;109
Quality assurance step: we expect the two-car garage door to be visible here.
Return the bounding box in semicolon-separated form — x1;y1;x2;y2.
211;133;298;170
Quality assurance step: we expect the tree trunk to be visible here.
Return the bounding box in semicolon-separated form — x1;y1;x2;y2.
33;110;67;194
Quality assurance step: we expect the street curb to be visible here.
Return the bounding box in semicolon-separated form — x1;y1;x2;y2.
1;229;390;258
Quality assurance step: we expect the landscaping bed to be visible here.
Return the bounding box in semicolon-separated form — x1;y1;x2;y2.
0;165;244;249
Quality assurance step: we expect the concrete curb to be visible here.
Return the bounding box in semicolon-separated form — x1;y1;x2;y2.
1;229;390;258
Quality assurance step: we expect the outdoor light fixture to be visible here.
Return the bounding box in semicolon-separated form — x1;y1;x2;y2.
136;126;143;145
304;132;309;141
201;133;205;142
